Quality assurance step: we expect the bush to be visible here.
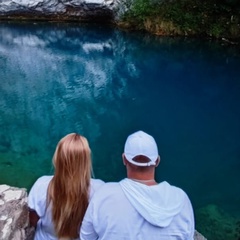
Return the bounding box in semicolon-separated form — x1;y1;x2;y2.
122;0;240;40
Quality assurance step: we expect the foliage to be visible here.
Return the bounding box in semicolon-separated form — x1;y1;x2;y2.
121;0;240;40
122;0;159;28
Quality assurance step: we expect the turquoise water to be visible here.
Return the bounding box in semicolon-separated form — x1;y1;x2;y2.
0;22;240;239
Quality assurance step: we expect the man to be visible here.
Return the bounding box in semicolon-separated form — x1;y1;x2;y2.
80;130;195;240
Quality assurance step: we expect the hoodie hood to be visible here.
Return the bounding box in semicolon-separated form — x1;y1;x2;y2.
119;178;186;227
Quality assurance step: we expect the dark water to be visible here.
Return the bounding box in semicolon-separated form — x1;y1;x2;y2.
0;22;240;239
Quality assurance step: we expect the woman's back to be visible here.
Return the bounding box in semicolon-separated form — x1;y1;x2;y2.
28;176;104;240
28;133;104;239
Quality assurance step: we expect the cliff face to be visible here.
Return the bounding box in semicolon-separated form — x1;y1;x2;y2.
0;0;126;22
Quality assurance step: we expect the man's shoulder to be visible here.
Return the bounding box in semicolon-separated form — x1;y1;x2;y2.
90;178;105;187
161;181;188;195
99;181;121;191
91;181;122;199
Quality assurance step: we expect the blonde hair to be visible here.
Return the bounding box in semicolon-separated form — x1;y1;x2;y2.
47;133;92;239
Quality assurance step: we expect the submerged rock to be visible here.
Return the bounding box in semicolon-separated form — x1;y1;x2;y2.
196;204;240;240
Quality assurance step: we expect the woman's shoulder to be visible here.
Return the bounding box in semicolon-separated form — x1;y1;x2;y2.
28;176;53;213
33;175;53;187
89;178;105;199
29;175;53;195
90;178;105;188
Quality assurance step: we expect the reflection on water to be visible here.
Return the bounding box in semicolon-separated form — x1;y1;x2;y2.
0;22;240;239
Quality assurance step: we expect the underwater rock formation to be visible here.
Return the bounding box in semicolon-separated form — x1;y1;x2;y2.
196;204;240;240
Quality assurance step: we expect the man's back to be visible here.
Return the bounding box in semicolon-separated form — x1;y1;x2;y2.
80;179;194;240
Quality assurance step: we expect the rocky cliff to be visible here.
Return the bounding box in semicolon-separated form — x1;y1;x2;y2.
0;0;127;22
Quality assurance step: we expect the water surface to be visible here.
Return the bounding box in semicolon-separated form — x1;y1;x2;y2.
0;22;240;239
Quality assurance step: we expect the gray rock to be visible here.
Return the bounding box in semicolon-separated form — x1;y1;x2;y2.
0;185;29;240
0;0;117;21
194;230;207;240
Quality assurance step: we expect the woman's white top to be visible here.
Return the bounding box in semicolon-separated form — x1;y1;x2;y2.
28;176;104;240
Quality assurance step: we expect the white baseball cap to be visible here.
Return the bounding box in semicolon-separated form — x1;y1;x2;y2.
124;130;159;167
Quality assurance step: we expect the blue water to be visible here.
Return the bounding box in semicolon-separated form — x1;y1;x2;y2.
0;22;240;239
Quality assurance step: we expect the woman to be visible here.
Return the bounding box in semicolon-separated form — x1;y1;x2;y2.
28;133;104;240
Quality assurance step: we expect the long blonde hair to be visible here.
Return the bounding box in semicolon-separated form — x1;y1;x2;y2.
47;133;92;238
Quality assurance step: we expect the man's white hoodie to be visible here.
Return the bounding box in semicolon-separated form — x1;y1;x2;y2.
80;179;195;240
120;178;190;227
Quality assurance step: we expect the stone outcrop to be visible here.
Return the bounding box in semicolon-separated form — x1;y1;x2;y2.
0;0;125;22
0;184;34;240
195;230;207;240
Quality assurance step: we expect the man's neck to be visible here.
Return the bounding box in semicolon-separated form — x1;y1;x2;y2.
128;177;157;186
127;172;157;186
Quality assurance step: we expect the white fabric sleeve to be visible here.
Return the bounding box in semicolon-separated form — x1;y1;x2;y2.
190;203;195;240
80;200;98;240
28;176;50;217
186;195;195;240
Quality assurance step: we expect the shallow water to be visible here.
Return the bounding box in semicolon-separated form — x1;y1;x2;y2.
0;22;240;239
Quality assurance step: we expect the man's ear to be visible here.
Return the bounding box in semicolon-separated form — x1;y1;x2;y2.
122;153;127;166
155;155;160;167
